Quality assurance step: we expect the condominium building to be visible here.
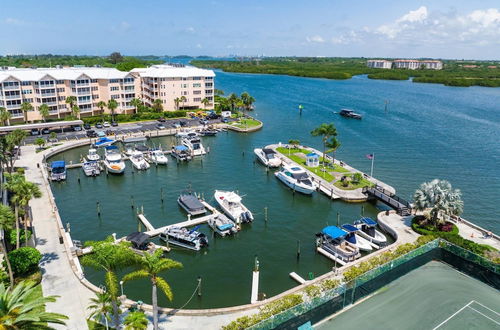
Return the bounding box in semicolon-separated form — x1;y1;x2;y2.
131;64;215;111
392;59;443;70
0;64;216;123
367;59;393;69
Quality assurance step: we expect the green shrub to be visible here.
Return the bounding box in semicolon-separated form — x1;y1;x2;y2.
304;285;321;298
6;247;42;276
8;229;32;246
319;278;340;291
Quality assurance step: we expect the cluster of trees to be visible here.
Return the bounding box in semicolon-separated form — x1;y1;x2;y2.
214;90;255;112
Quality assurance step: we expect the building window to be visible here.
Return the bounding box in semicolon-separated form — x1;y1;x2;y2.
110;86;119;91
57;88;65;93
193;90;202;95
205;77;213;80
193;97;201;102
56;80;64;84
193;83;201;88
111;94;120;100
193;77;202;80
205;83;213;88
21;81;31;86
205;89;213;94
91;86;98;91
22;89;33;94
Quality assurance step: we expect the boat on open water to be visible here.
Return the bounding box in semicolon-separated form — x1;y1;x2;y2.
214;190;254;223
275;164;316;194
159;226;208;251
339;109;362;119
316;226;360;263
353;217;387;245
254;148;282;168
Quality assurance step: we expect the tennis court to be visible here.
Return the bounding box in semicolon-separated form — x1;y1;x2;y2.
315;261;500;330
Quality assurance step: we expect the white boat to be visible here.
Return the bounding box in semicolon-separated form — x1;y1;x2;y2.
275;164;317;195
86;148;100;161
353;218;387;245
254;148;282;168
171;145;192;162
94;137;116;148
176;130;198;139
182;137;206;156
159;226;208;251
316;226;360;263
50;161;66;181
214;190;254;224
177;192;206;216
129;150;150;170
148;149;169;165
103;146;126;174
82;161;101;177
208;214;238;237
341;224;374;251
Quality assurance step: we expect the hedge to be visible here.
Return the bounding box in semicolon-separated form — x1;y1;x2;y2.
6;247;42;276
82;110;191;125
8;229;32;246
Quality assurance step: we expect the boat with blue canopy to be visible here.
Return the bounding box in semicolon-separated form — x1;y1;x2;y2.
353;217;387;245
316;225;359;263
94;137;116;148
171;145;192;161
50;160;66;181
341;224;374;251
208;214;238;237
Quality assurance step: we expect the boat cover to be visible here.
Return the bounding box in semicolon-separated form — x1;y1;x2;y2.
126;232;150;249
123;137;147;143
51;161;65;169
95;137;114;145
341;224;359;232
322;226;347;239
361;217;377;226
105;145;118;150
218;223;234;231
263;148;276;155
135;145;149;152
179;194;205;211
174;145;188;151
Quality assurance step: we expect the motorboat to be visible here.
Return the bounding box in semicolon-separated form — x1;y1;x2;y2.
339;109;362;119
341;224;375;251
316;226;360;263
199;129;217;137
50;161;66;181
129;150;150;170
353;217;387;245
177;192;206;216
122;137;149;156
275;164;317;195
159;226;208;251
176;130;198;139
82;161;101;177
86;148;100;161
254;148;282;168
94;137;116;148
103;146;126;174
148;149;169;165
182;137;206;156
214;190;254;224
171;145;192;162
208;214;238;237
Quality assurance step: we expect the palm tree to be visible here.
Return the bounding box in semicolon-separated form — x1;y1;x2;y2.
0;107;11;126
107;99;118;123
124;311;148;330
288;139;300;155
71;105;81;120
325;136;341;163
152;99;163;113
81;237;139;328
227;93;239;112
180;96;187;110
87;291;113;329
201;97;210;110
5;129;28;173
0;204;15;286
65;95;77;110
123;250;182;330
38;104;50;122
16;179;41;246
413;179;464;226
0;280;68;328
240;92;255;111
130;98;143;114
20;102;33;123
174;97;181;111
97;100;107;119
311;123;338;164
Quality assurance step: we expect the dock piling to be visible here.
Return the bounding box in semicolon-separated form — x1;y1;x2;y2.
197;276;202;297
337;212;340;227
264;207;268;222
297;240;300;259
96;201;101;217
160;188;164;204
131;195;135;209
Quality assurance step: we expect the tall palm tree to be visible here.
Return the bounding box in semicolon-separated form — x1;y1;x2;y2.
0;280;68;328
3;173;24;249
123;250;182;330
152;99;163;113
81;237;139;328
227;93;239;112
413;179;464;226
38;104;50;122
240;92;255;111
20;102;33;123
97;100;107;119
16;179;41;246
107;99;118;123
87;291;113;329
65;95;77;110
201;98;210;110
325;136;341;163
0;107;11;126
5;129;28;173
174;97;181;110
71;105;81;120
124;311;148;330
130;98;143;114
0;204;15;286
179;96;187;110
311;123;338;164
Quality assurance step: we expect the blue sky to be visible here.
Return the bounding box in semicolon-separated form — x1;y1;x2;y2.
0;0;499;59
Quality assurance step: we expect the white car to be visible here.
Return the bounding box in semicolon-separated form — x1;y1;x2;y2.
103;122;111;128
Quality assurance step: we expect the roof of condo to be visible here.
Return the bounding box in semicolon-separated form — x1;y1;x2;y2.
131;64;215;78
0;66;134;82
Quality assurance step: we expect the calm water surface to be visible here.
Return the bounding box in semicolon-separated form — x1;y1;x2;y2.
49;71;500;308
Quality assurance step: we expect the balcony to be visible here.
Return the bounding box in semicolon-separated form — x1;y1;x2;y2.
5;94;22;100
10;111;23;118
2;85;20;90
6;104;21;109
40;92;56;97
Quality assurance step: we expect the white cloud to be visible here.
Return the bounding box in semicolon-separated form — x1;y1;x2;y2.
396;6;428;23
111;21;131;32
306;35;325;43
185;27;195;33
468;8;500;27
3;18;26;26
196;43;202;49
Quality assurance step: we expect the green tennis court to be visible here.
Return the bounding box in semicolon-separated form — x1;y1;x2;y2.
315;261;500;330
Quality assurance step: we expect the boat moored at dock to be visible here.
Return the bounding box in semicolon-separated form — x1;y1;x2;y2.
316;226;360;263
354;217;387;245
129;150;150;170
208;214;238;237
147;149;169;165
177;192;207;216
103;146;126;174
182;136;206;156
275;164;317;195
341;224;374;251
86;148;100;161
159;226;208;251
50;161;66;181
214;190;254;224
94;137;116;148
82;161;101;177
254;148;282;168
171;145;192;161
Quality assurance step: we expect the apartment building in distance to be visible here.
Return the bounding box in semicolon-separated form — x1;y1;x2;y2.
366;59;443;70
367;59;393;69
0;63;215;123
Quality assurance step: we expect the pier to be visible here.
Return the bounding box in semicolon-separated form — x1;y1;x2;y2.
363;186;412;216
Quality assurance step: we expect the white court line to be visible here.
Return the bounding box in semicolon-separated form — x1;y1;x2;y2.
433;300;475;330
468;306;500;326
473;300;500;317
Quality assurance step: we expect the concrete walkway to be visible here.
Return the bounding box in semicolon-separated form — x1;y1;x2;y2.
455;220;500;250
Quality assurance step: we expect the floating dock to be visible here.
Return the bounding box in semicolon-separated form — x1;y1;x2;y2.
317;247;347;266
289;272;307;284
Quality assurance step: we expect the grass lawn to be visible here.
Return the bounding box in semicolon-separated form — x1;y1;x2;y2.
231;118;261;128
333;174;374;190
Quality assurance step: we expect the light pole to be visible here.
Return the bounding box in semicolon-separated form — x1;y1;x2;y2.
119;281;124;297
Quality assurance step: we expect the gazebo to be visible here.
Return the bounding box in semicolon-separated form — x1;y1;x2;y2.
306;153;319;167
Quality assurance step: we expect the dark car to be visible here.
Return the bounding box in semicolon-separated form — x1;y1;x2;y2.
111;121;118;127
42;128;51;134
83;123;91;130
207;112;219;120
157;117;166;122
95;123;103;129
155;123;165;130
179;121;188;127
105;129;114;136
221;117;229;123
30;128;40;136
86;130;97;138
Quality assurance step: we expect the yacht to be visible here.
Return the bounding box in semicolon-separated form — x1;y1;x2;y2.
82;161;101;177
339;109;362;119
129;150;150;170
171;145;192;162
159;226;208;251
208;214;238;237
254;148;282;168
316;226;360;263
177;192;206;216
182;137;206;156
353;217;387;245
341;224;374;251
214;190;254;224
50;161;66;181
176;130;198;139
122;137;148;156
148;149;169;165
275;164;317;195
103;146;126;174
86;148;100;161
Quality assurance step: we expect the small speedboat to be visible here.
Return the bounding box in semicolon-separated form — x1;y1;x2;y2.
171;145;192;162
208;214;238;237
148;149;169;165
103;146;125;174
176;130;198;139
94;137;116;148
341;224;374;251
353;217;387;245
86;148;100;161
339;109;362;119
254;148;282;168
214;190;254;224
50;161;66;181
82;161;100;177
182;137;206;156
159;226;208;251
177;192;206;216
129;150;150;170
199;129;217;137
316;226;360;263
275;164;316;195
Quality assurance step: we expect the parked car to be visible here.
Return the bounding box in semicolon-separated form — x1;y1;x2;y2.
103;121;111;128
179;121;188;127
199;119;209;125
105;129;114;136
111;121;118;127
83;123;91;130
173;122;181;129
155;123;165;130
97;131;106;138
157;117;166;122
30;128;40;136
221;118;229;123
73;125;82;131
95;123;103;129
207;112;219;120
86;130;97;138
42;128;51;134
